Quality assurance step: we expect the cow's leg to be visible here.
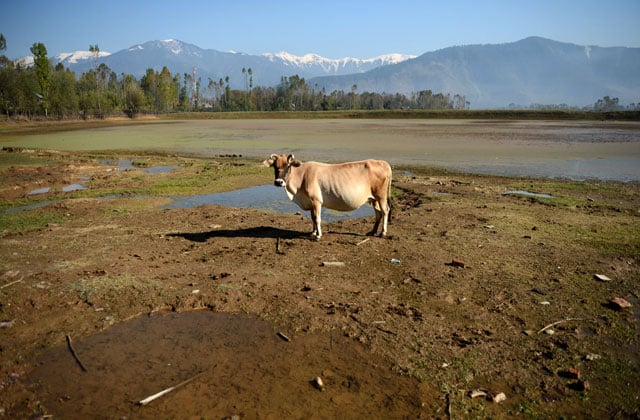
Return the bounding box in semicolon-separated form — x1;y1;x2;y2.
368;198;389;237
310;201;323;240
380;198;390;237
368;198;382;236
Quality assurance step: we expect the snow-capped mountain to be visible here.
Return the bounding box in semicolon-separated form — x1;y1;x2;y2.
262;51;415;74
57;50;111;65
45;39;414;89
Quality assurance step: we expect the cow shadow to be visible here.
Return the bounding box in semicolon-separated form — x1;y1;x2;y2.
167;226;309;243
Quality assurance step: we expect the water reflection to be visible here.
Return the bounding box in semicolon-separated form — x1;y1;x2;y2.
502;190;554;199
164;184;374;222
103;159;179;174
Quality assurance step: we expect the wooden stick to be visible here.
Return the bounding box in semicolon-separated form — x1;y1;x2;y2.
1;277;24;289
355;237;371;246
537;318;584;334
137;371;206;406
66;335;88;372
277;331;291;342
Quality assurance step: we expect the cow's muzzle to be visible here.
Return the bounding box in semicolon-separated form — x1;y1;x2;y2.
274;179;285;187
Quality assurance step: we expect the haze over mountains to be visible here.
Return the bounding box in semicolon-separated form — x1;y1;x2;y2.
41;37;640;109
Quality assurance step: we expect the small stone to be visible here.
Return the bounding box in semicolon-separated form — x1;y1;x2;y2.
489;392;507;403
312;376;325;391
0;320;16;329
451;259;465;268
585;353;601;361
609;297;632;310
567;367;581;379
594;274;611;282
321;261;345;267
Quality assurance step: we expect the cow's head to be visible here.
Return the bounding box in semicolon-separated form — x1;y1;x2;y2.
263;153;299;187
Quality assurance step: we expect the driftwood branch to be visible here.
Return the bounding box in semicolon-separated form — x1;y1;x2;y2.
137;371;206;406
537;318;584;334
1;277;24;289
355;237;371;246
66;334;88;372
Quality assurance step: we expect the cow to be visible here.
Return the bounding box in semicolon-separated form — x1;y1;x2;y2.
263;153;392;240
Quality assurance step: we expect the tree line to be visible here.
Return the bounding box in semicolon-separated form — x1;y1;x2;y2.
4;37;635;119
0;38;468;119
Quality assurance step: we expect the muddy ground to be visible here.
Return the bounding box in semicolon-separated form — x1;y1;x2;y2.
0;150;639;418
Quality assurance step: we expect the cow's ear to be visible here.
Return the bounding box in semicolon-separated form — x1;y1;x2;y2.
287;154;295;164
262;157;275;167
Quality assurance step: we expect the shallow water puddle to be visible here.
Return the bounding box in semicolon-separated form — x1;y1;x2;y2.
27;187;51;195
2;201;52;214
103;158;180;174
61;183;87;192
29;311;425;418
164;184;375;222
502;190;554;199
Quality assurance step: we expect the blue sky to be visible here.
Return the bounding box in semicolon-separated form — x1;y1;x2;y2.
2;0;639;59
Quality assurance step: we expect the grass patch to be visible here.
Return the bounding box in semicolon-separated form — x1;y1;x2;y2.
66;274;162;308
0;208;66;233
570;222;640;256
84;157;270;197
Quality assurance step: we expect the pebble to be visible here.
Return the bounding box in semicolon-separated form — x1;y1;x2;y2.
609;297;632;310
312;376;325;391
491;392;507;403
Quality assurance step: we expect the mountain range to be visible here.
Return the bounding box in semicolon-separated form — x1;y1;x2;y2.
52;39;415;90
24;37;640;108
308;37;640;108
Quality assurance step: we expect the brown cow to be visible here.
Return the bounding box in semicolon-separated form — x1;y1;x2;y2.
263;153;392;240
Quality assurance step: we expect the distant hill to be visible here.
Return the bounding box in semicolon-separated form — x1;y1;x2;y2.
308;37;640;108
19;37;640;108
57;39;415;90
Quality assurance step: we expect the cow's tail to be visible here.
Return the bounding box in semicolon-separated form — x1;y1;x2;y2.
386;165;393;223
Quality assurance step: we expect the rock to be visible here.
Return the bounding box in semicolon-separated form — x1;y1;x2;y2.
321;261;345;267
594;274;612;282
312;376;325;391
488;392;507;403
450;259;465;268
568;380;590;392
0;320;16;329
567;367;581;379
609;297;632;310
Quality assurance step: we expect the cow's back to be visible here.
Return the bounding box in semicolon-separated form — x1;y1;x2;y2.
303;160;390;211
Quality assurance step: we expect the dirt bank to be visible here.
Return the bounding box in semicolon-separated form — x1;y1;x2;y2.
1;150;638;418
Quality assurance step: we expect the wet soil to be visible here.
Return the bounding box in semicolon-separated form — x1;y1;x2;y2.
30;311;425;419
1;151;639;418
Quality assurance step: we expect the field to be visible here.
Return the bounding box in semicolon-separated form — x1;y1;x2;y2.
0;117;639;418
